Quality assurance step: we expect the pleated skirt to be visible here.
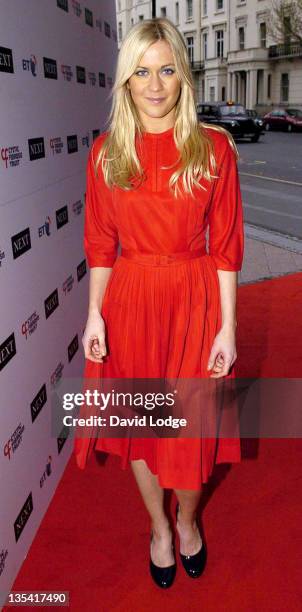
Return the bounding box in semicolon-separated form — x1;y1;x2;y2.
74;253;241;490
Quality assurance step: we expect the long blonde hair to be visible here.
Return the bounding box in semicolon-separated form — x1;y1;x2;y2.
95;17;239;199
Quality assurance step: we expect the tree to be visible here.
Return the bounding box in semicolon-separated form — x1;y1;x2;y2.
267;0;302;44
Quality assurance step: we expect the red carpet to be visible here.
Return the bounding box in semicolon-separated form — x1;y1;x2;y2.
5;272;302;612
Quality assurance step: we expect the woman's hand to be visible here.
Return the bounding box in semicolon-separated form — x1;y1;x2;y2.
207;325;237;378
82;310;107;363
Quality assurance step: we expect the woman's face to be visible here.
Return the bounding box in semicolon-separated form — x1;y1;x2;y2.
127;40;181;131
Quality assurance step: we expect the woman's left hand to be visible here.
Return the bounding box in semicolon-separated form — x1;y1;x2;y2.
207;326;237;378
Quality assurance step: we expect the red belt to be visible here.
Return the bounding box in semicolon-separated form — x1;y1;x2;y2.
120;247;207;266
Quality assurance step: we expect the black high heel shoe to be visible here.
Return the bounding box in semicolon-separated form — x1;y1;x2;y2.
175;503;207;578
149;530;176;589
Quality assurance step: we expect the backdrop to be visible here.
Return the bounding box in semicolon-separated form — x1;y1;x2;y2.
0;0;118;603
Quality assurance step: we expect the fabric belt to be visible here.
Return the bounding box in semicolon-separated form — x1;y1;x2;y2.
120;247;207;266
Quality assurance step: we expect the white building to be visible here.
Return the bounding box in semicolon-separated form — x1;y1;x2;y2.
115;0;302;112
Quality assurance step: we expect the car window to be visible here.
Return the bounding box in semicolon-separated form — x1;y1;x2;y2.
287;108;302;118
220;104;246;116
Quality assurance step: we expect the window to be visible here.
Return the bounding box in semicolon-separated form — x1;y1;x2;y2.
283;16;291;43
138;15;144;21
175;2;179;24
118;21;122;42
267;73;271;98
216;0;223;10
203;0;207;16
203;32;208;60
186;0;193;20
238;26;245;50
281;73;289;102
104;21;111;37
209;86;215;101
260;22;266;47
221;86;226;101
160;7;166;17
186;36;194;63
216;30;224;57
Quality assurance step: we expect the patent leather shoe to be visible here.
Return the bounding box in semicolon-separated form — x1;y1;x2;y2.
149;530;176;588
176;503;207;578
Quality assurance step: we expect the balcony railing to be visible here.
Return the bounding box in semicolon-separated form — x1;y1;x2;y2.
269;42;302;59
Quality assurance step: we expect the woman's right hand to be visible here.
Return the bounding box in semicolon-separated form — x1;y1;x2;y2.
82;310;107;363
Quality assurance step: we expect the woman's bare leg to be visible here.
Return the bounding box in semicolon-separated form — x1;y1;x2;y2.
131;459;174;567
174;488;203;556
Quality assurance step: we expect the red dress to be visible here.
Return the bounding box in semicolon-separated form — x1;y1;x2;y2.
74;124;244;490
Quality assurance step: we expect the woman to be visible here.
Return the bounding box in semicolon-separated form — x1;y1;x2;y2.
74;17;244;589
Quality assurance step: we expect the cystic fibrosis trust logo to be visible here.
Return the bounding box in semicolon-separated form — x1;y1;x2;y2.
4;423;25;460
1;145;22;168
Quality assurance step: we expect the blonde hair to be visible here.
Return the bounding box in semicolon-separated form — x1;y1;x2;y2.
94;17;239;199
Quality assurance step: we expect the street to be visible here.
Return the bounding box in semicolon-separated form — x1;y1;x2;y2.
237;131;302;240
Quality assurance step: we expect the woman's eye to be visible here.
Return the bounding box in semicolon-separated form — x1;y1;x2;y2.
135;68;175;76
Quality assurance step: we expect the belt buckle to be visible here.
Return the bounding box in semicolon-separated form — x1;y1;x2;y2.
156;253;174;265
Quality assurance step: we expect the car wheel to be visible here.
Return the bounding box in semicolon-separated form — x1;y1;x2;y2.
250;134;260;143
265;123;270;131
287;124;292;132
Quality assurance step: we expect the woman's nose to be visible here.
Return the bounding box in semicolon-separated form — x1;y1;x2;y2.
148;73;163;91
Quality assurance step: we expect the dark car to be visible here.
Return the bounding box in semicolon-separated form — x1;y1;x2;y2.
263;108;302;132
197;101;264;142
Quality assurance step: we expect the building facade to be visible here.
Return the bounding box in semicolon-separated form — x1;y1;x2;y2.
115;0;302;112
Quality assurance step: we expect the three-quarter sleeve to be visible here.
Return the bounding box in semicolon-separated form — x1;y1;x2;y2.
207;133;244;271
83;140;119;268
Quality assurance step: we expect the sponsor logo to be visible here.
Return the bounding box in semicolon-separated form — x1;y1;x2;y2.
43;57;58;79
0;333;16;372
88;71;96;86
31;383;47;423
82;133;89;147
62;274;74;295
57;425;70;454
61;64;73;81
0;46;14;73
56;205;69;229
57;0;69;11
38;215;51;237
72;0;82;17
76;65;86;84
11;227;31;259
67;134;78;154
3;423;25;460
0;549;8;577
99;72;105;88
28;137;45;161
85;8;93;27
0;247;5;267
50;137;64;154
1;145;22;168
40;455;53;487
68;334;79;362
44;289;59;319
51;362;64;388
72;199;83;216
104;21;111;38
77;259;86;281
22;54;37;76
22;311;40;339
14;493;33;542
